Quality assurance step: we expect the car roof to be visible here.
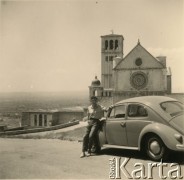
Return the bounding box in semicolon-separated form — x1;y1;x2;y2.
115;96;177;106
115;96;180;121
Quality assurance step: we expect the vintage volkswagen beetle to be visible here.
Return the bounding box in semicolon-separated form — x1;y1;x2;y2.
97;96;184;161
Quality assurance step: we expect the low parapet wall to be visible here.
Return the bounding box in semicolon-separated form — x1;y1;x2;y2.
0;120;79;136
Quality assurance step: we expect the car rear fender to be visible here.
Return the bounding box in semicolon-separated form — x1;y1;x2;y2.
138;123;182;151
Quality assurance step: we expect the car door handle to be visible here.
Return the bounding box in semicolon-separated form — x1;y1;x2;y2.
120;122;126;127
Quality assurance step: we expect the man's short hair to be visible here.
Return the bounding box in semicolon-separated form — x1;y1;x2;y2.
90;96;98;101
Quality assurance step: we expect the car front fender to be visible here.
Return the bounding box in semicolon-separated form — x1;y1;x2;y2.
138;122;184;151
98;120;107;147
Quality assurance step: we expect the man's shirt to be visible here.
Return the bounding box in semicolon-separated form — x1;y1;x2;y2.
87;104;106;120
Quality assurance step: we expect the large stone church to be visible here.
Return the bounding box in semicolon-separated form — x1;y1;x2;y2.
89;33;172;105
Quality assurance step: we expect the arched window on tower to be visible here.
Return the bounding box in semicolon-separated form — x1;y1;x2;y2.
115;40;118;49
109;56;113;61
93;90;95;96
105;40;108;50
92;90;98;97
110;40;113;50
95;90;98;97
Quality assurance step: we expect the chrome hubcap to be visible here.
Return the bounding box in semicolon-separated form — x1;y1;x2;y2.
149;140;161;154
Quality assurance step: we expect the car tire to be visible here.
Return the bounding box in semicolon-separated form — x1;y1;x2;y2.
145;135;169;161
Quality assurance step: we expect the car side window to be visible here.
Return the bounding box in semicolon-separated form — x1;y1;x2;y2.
128;104;148;117
109;105;126;118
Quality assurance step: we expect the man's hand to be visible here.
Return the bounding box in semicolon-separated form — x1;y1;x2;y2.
83;116;88;122
106;105;114;111
100;117;106;121
109;105;114;109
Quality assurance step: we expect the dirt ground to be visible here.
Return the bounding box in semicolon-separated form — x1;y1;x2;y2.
0;138;183;179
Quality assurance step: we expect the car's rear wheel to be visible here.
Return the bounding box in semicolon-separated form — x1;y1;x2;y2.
145;135;168;161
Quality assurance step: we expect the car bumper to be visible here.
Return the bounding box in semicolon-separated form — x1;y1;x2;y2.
176;144;184;151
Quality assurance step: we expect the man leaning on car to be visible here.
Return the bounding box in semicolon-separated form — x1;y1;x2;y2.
80;96;107;158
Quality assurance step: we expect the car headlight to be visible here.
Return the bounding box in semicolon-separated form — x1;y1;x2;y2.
174;134;183;144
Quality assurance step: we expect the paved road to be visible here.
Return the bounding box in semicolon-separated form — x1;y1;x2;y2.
0;138;183;179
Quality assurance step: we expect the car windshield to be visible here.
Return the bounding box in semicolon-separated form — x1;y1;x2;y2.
160;101;184;117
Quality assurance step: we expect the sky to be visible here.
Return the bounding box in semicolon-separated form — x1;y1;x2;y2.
0;0;184;92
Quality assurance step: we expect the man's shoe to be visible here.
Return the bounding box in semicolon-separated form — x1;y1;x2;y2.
80;152;85;158
86;152;91;157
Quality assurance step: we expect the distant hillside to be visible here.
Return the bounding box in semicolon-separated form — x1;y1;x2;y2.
0;92;183;113
0;91;89;113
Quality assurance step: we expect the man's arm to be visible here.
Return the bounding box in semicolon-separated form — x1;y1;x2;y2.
87;107;91;120
100;105;114;112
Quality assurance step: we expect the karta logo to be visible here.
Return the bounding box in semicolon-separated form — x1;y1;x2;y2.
109;157;183;179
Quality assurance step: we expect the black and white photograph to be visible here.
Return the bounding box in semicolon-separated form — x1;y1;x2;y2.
0;0;184;179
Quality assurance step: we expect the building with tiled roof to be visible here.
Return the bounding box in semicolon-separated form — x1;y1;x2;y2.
21;107;84;128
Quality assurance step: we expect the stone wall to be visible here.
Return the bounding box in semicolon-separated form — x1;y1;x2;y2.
58;111;84;124
0;120;80;136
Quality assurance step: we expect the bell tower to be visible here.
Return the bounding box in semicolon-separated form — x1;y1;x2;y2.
101;33;124;89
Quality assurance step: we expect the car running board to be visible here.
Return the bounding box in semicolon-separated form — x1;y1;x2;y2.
103;144;139;150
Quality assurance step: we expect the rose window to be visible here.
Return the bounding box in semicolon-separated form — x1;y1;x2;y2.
130;72;148;89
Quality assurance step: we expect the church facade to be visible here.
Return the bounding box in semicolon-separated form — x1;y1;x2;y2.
89;34;172;105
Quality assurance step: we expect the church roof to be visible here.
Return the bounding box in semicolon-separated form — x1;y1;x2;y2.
114;41;165;69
